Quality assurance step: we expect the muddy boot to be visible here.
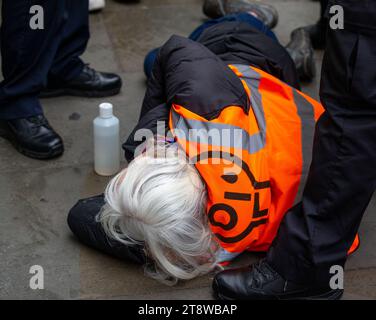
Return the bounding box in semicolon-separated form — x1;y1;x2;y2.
203;0;279;29
286;27;316;82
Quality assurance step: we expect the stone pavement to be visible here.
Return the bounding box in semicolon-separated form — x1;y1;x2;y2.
0;0;375;300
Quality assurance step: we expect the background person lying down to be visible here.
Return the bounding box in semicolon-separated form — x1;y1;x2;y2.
67;21;359;286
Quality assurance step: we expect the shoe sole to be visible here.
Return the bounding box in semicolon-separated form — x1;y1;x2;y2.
0;130;64;160
39;86;121;99
213;280;344;301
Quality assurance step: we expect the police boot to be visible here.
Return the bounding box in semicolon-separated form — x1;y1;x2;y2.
0;115;64;160
203;0;279;29
40;65;122;98
286;27;316;82
213;260;344;300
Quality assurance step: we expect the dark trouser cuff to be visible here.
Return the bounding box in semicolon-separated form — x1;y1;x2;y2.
49;58;85;84
267;245;346;287
0;95;43;120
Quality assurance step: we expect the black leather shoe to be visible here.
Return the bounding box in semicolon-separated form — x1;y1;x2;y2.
40;65;122;98
213;260;344;300
0;115;64;159
203;0;279;29
286;27;316;82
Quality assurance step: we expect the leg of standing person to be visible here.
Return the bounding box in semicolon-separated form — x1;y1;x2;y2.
0;0;123;159
47;0;90;86
0;0;68;159
266;0;376;286
304;0;329;49
213;0;376;300
40;0;122;98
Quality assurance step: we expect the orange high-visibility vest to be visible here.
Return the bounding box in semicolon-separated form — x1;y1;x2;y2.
169;64;359;261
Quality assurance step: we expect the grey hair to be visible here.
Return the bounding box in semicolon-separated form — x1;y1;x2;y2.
98;136;221;285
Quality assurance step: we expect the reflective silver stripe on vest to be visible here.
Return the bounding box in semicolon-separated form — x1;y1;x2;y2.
236;65;317;204
232;64;266;142
293;91;317;204
171;64;266;155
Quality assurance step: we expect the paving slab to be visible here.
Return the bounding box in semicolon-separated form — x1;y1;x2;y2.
0;166;85;299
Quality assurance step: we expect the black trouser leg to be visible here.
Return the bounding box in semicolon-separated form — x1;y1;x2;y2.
267;3;376;286
0;0;64;119
320;0;329;19
0;0;89;120
48;0;90;83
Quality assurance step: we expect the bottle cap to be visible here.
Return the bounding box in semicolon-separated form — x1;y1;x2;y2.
99;103;113;118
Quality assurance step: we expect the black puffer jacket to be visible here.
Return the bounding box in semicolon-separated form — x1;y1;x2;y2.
123;22;299;162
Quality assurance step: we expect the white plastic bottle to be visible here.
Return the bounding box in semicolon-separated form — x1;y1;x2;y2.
94;103;120;176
